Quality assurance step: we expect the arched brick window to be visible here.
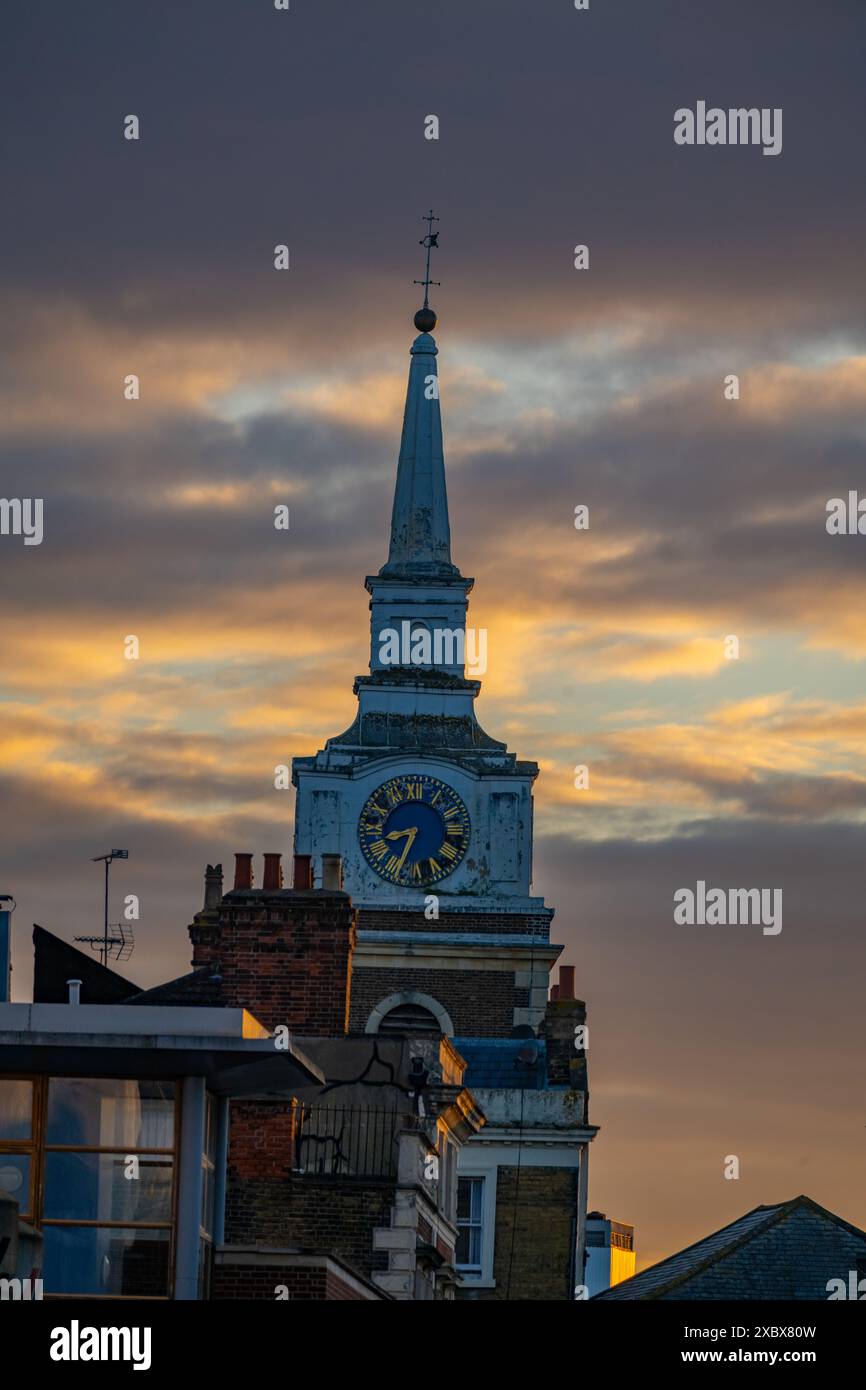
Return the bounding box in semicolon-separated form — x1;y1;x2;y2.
365;992;454;1037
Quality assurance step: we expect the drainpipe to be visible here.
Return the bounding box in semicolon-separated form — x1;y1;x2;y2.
575;1142;589;1296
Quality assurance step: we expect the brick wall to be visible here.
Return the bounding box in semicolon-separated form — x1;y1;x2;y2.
358;908;553;938
224;1098;394;1278
349;966;523;1036
189;889;355;1035
472;1166;577;1302
212;1261;377;1301
543;996;588;1089
224;1176;394;1279
227;1101;297;1178
222;1092;389;1283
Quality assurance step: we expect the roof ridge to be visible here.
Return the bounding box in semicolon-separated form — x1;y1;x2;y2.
595;1194;866;1300
594;1201;787;1300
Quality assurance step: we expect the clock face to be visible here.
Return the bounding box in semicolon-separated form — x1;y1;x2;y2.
358;774;471;888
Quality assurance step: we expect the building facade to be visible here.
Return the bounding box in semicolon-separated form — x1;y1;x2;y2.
585;1212;637;1296
1;895;485;1303
291;304;597;1298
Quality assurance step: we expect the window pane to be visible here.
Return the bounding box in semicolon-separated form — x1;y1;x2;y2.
458;1228;483;1273
46;1079;175;1148
0;1153;31;1215
43;1225;170;1297
456;1224;481;1267
457;1176;481;1221
44;1151;173;1222
456;1177;483;1271
0;1079;33;1140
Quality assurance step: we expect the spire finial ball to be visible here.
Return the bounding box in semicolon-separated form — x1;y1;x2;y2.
414;306;437;333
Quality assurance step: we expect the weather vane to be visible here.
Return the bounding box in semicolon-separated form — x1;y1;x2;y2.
413;209;440;333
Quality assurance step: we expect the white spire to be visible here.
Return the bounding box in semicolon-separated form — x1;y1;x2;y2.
380;330;459;577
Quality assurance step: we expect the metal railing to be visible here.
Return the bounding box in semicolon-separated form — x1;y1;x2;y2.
293;1105;403;1178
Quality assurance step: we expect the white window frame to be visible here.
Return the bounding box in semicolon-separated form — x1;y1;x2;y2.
455;1166;499;1285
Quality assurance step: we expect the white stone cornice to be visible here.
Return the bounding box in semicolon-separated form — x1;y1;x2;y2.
355;935;561;972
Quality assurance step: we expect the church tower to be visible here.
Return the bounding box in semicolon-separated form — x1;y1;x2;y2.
292;220;596;1298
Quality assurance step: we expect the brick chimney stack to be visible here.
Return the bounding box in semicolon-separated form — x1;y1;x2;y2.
189;850;356;1035
542;962;589;1101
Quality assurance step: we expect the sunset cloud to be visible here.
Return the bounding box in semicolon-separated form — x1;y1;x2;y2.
3;0;866;1271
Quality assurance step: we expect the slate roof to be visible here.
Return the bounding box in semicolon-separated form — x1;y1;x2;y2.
593;1195;866;1300
124;966;224;1008
453;1037;547;1090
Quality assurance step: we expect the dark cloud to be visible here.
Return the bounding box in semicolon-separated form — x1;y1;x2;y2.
536;819;866;1261
4;1;865;351
0;407;393;617
2;342;865;639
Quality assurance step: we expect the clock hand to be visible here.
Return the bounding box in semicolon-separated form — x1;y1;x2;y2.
386;826;418;873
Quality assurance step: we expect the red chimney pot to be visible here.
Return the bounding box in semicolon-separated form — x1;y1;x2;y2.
262;853;283;891
292;855;313;890
233;852;254;891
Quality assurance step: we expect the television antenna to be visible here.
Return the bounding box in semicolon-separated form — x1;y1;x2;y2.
74;920;135;965
74;849;131;967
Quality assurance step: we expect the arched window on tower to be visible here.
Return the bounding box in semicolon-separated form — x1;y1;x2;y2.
365;992;454;1037
377;1002;442;1036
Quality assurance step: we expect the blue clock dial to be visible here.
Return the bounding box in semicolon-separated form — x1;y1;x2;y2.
358;774;470;887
